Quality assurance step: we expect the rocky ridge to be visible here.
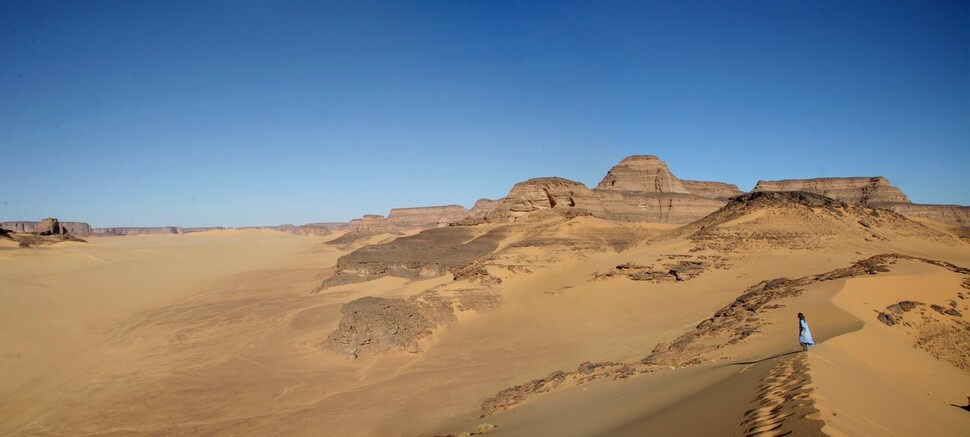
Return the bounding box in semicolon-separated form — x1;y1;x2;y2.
754;177;968;228
674;191;955;252
477;156;745;224
480;254;970;416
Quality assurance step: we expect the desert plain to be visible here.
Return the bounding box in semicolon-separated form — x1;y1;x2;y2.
1;156;969;436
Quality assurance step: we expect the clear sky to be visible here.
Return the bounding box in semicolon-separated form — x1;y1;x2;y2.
1;1;967;227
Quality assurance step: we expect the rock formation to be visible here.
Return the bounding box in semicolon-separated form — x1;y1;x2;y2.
480;156;743;224
387;205;470;230
1;221;94;236
319;225;507;290
753;177;910;204
501;177;606;219
34;218;68;236
92;227;182;236
322;296;450;357
1;217;87;247
469;198;500;218
753;177;969;228
595;155;692;193
674;191;955;252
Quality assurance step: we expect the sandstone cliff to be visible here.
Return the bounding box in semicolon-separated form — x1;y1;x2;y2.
1;218;87;247
753;177;968;228
1;221;94;236
480;156;742;224
387;205;470;229
753;177;910;204
595;155;691;193
469;198;500;218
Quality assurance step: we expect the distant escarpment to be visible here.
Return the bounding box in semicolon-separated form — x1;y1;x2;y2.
2;220;93;236
1;218;86;247
92;227;182;236
754;177;968;228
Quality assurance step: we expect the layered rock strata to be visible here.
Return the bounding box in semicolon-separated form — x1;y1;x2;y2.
1;221;93;236
1;217;87;247
753;177;968;227
481;156;743;223
753;177;909;204
387;205;470;230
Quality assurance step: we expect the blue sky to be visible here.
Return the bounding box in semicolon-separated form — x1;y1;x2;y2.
1;1;967;227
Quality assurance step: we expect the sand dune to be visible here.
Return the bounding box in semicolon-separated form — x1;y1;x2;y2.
1;198;968;436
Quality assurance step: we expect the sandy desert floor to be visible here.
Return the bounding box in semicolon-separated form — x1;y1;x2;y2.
1;216;969;436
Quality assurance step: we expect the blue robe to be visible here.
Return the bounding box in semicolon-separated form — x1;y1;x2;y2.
799;319;815;346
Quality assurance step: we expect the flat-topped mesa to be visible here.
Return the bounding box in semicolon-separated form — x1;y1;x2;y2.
1;221;94;236
387;205;470;230
681;181;745;200
92;227;182;236
595;155;690;193
753;177;910;205
348;214;398;233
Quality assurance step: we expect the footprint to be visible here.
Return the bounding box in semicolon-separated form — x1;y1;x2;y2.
741;354;825;437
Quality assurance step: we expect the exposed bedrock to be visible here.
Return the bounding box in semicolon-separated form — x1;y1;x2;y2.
753;177;910;205
1;217;87;247
1;220;94;236
318;225;508;290
480;156;743;224
753;177;968;227
387;205;470;230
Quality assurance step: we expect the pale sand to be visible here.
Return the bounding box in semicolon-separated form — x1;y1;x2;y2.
1;219;968;436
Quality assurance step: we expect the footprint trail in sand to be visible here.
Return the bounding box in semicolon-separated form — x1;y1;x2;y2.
742;353;825;437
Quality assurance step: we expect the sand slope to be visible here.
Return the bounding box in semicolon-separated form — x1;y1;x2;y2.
1;205;968;436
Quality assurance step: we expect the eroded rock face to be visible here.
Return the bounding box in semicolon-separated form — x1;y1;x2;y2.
681;180;745;200
34;218;66;236
880;203;970;228
2;217;87;247
753;177;910;204
1;221;94;236
596;155;691;193
469;198;500;218
473;155;743;224
498;177;606;220
387;205;470;229
752;177;969;228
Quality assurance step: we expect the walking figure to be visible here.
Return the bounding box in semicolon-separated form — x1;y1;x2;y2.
798;312;815;351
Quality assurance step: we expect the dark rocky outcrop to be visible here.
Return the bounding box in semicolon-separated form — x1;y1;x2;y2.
322;296;448;357
318;225;508;290
323;290;501;358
